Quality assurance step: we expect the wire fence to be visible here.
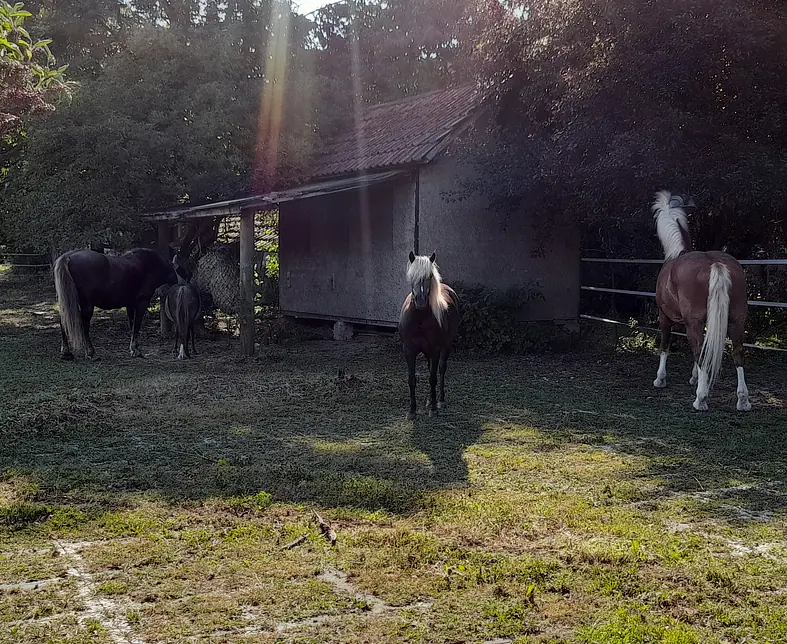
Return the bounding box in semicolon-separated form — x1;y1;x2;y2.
580;257;787;352
0;252;50;269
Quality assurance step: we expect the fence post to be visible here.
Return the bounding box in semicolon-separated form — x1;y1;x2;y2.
239;208;256;356
157;222;172;337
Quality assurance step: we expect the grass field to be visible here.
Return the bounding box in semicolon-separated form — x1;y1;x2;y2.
2;266;787;644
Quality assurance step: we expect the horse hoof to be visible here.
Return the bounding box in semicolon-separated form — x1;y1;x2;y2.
437;401;446;409
60;353;74;361
90;355;102;363
428;408;438;418
653;378;666;388
692;399;708;411
737;398;752;412
406;411;417;421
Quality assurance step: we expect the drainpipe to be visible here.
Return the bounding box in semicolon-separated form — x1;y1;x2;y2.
413;170;420;254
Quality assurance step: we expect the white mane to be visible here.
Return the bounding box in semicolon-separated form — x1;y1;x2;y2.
407;254;451;326
652;190;690;261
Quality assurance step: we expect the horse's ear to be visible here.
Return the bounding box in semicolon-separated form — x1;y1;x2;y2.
409;251;415;263
429;252;436;263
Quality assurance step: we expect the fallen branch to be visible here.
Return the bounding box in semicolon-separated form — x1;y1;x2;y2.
280;534;307;551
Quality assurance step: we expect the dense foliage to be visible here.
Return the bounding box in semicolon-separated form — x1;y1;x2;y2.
0;0;473;252
2;0;787;275
464;0;787;260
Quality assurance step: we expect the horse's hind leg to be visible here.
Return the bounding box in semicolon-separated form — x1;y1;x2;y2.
129;301;147;357
690;362;699;386
653;312;673;388
183;324;192;359
80;304;96;360
59;319;74;360
437;348;450;409
686;321;709;411
729;321;751;411
406;350;417;421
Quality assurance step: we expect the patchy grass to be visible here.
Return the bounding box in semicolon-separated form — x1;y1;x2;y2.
2;268;787;643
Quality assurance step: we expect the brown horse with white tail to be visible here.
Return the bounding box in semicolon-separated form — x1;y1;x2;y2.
651;191;751;412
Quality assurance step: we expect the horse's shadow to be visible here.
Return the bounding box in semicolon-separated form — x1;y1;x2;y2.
409;413;483;487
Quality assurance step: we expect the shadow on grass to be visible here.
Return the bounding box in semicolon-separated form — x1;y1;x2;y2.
1;282;787;525
1;323;487;514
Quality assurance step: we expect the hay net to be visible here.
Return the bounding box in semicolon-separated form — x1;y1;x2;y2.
191;245;240;315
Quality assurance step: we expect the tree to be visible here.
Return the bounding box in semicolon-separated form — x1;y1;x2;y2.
1;17;327;252
464;0;787;259
307;0;482;107
0;0;72;135
21;0;129;78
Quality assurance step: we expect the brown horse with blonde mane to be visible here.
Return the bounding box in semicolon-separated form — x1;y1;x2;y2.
651;191;751;411
398;251;460;420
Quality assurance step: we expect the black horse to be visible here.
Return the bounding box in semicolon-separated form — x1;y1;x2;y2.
53;248;178;360
398;251;460;419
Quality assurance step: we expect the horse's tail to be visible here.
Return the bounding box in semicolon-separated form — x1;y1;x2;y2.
53;254;86;354
698;262;732;390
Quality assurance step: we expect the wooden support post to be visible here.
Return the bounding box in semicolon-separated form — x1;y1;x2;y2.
157;221;172;337
239;208;255;356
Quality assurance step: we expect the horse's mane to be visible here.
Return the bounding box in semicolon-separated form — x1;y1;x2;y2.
407;255;451;326
652;190;691;261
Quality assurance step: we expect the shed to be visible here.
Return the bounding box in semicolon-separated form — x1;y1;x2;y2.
143;85;580;353
278;85;580;328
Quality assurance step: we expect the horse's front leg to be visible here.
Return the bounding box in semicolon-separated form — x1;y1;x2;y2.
653;311;673;388
406;350;417;421
729;320;752;412
428;350;439;418
129;301;148;358
437;348;450;409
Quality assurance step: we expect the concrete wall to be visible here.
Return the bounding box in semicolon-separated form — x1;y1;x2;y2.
279;177;416;325
418;151;580;322
279;147;580;326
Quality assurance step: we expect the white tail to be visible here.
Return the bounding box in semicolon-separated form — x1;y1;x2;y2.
698;263;731;390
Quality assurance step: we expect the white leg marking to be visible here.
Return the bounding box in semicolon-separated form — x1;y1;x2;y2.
689;362;699;386
736;366;752;412
653;351;668;388
177;343;186;360
693;366;709;411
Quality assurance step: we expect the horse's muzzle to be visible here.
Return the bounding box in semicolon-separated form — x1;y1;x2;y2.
412;295;429;309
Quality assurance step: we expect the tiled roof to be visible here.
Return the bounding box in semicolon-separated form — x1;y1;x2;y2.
312;85;482;179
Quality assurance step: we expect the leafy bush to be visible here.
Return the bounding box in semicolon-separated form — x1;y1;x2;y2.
616;319;658;355
453;283;581;354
